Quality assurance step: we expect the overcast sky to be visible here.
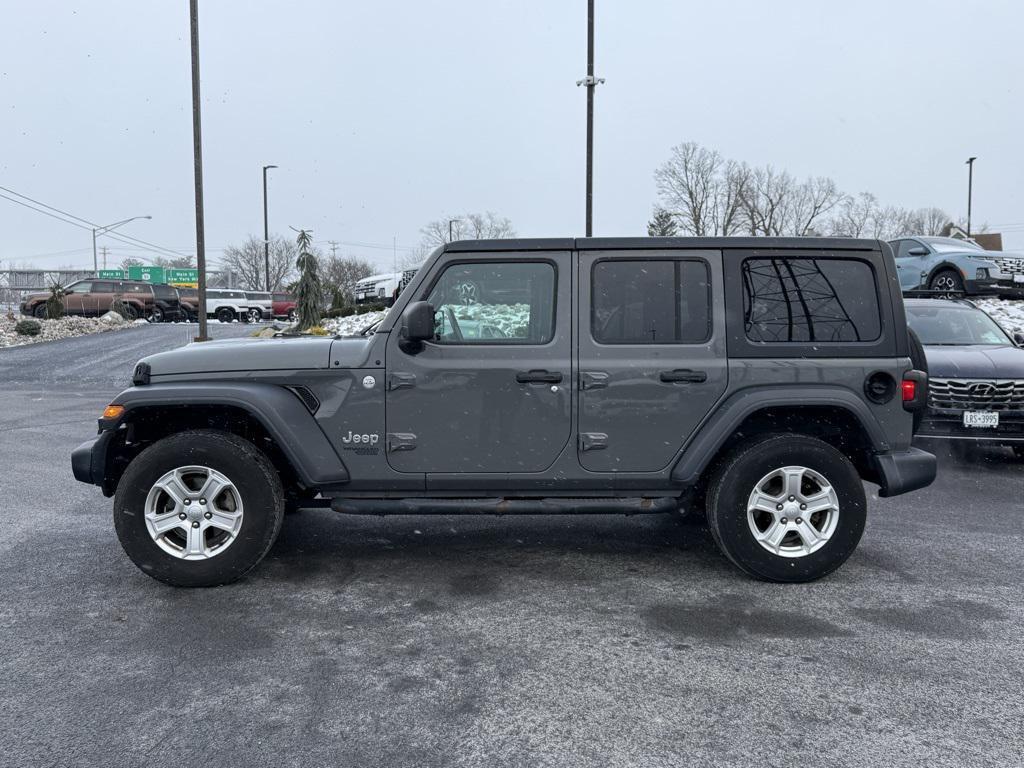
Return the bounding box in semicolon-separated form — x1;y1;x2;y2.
3;0;1022;272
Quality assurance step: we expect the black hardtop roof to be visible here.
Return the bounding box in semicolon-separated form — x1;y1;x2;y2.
444;236;882;253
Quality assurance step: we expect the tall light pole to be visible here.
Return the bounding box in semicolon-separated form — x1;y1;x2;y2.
189;0;209;343
576;0;604;237
92;215;151;273
448;218;461;243
262;164;277;291
965;156;977;237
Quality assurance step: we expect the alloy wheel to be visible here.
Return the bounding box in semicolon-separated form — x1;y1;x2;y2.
746;465;840;558
144;466;245;560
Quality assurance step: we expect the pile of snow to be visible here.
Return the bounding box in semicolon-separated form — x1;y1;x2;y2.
98;310;128;325
0;313;136;348
320;311;388;337
974;298;1024;337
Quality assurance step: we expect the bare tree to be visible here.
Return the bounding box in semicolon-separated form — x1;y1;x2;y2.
119;257;145;271
220;234;296;291
787;177;846;236
153;254;196;269
420;211;516;248
654;142;721;236
320;253;375;306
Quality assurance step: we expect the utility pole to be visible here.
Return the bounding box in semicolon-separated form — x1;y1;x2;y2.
328;240;339;258
576;0;604;237
965;156;977;237
101;246;109;270
262;164;277;291
190;0;209;342
91;215;150;274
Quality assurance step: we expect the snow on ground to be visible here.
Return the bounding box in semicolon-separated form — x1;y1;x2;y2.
0;312;138;348
974;298;1024;337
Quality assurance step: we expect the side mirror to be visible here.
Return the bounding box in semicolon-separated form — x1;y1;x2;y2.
907;247;929;256
1013;332;1024;347
401;301;435;342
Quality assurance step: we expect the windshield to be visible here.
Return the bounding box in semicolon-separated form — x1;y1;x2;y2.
921;237;983;253
906;305;1012;345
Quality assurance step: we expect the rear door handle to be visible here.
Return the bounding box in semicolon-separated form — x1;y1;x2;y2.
516;369;563;384
659;369;708;383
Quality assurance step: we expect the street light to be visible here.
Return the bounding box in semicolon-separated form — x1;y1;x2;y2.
263;164;278;291
448;218;461;243
965;157;977;237
92;215;152;274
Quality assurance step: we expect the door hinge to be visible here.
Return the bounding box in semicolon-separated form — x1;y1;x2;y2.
388;372;417;391
579;432;608;452
386;433;417;452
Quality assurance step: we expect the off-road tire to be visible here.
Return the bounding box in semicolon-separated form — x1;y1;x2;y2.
216;307;235;323
705;434;866;583
32;304;48;319
113;430;284;587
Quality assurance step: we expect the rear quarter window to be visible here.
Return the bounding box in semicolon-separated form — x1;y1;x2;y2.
742;257;881;343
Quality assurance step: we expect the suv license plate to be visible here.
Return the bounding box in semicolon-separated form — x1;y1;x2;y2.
964;411;999;428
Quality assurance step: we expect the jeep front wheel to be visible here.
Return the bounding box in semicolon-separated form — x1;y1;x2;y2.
113;430;284;587
705;434;866;582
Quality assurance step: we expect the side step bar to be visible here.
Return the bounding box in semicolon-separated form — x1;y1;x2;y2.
329;497;679;516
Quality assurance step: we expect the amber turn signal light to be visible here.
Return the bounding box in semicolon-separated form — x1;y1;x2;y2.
102;405;125;420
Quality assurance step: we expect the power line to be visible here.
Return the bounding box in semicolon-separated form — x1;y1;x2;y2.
0;184;189;260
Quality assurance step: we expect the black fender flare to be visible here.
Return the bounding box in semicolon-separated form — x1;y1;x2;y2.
670;386;889;485
112;382;349;486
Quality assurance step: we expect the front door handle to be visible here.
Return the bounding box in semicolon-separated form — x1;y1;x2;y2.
516;369;563;384
659;369;708;383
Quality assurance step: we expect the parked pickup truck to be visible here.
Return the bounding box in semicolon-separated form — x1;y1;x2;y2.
72;237;936;587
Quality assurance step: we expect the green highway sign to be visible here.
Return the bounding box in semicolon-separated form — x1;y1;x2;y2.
97;270;126;279
127;265;166;283
167;268;199;285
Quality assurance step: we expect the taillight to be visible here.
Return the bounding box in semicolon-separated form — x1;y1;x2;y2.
901;379;917;402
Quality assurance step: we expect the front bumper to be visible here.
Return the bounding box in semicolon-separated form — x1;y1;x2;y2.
995;277;1024;298
71;431;114;487
873;447;937;497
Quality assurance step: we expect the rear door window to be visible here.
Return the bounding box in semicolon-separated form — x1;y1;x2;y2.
742;257;881;342
591;259;710;344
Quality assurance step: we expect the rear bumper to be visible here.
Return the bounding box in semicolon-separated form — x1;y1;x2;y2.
71;431;113;487
873;447;937;497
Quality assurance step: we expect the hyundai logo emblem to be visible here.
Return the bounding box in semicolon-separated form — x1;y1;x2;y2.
968;382;997;399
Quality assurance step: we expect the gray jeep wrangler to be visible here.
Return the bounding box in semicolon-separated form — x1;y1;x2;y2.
72;237;936;587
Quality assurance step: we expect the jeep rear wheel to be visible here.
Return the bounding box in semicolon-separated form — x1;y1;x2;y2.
705;434;866;582
113;430;284;587
149;306;165;323
216;307;235;323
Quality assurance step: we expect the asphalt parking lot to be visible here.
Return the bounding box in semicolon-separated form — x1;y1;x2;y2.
1;324;1022;767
